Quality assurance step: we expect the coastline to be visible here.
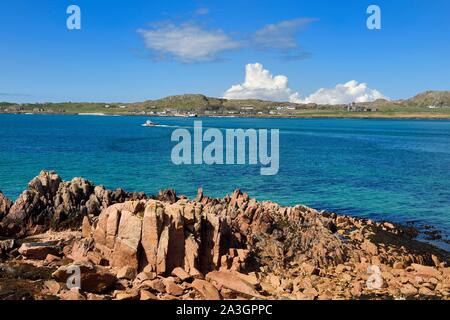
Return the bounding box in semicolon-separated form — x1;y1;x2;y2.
2;111;450;120
1;171;449;300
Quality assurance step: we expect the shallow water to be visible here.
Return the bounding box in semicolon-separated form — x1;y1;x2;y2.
0;114;449;242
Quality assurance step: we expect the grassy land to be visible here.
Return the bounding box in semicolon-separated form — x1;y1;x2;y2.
2;91;450;119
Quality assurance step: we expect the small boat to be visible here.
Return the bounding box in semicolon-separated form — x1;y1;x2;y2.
142;120;158;127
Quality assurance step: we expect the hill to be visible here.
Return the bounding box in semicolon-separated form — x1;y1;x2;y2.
405;91;450;107
130;94;298;112
1;91;449;118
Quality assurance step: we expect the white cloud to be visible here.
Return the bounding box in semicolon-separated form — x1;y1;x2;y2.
252;18;315;49
137;23;242;63
224;63;301;101
224;63;387;105
138;17;315;63
251;18;315;60
294;80;387;105
195;7;210;16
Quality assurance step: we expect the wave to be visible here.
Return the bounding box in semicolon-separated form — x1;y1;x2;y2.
141;124;181;128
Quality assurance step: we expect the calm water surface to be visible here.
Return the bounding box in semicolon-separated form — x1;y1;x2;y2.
0;114;449;245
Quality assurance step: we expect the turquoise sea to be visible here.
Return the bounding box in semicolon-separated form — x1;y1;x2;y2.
1;114;449;245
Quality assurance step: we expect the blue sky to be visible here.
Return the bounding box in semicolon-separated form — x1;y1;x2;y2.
1;0;449;103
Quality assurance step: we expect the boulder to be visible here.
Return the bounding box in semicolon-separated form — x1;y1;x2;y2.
0;191;12;220
111;210;142;269
191;279;221;300
52;263;117;293
411;264;441;278
81;216;91;238
135;271;156;283
3;171;147;236
18;241;60;260
85;194;102;216
206;271;263;299
141;201;163;272
418;286;434;296
43;280;62;295
0;239;15;256
400;283;418;297
117;266;137;280
45;254;61;264
115;290;140;300
171;267;192;282
156;224;170;275
6;190;46;228
27;170;61;199
106;207;121;249
163;277;184;296
59;288;86;300
140;289;158;300
158;189;178;204
165;204;185;272
147;279;166;293
66;238;93;262
232;271;259;286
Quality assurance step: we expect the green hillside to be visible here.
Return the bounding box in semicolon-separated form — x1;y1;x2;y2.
1;91;450;118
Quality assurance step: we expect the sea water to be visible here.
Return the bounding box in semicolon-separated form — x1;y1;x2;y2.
0;114;449;245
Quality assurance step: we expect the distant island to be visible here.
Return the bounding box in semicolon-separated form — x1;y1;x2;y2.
1;90;450;119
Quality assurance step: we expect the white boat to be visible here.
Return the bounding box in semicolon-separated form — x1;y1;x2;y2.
142;120;158;127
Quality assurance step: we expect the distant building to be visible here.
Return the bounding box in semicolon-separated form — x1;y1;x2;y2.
346;104;378;112
274;106;295;111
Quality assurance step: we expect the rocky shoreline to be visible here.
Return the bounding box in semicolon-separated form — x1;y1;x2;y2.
0;171;449;300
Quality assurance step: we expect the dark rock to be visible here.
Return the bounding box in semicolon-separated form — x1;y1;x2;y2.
0;239;15;256
18;241;60;260
158;189;178;204
0;191;12;220
2;171;148;236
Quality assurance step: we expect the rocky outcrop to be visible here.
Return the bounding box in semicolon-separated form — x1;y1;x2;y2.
0;191;12;220
90;191;347;277
87;188;450;282
0;172;449;300
0;171;147;237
